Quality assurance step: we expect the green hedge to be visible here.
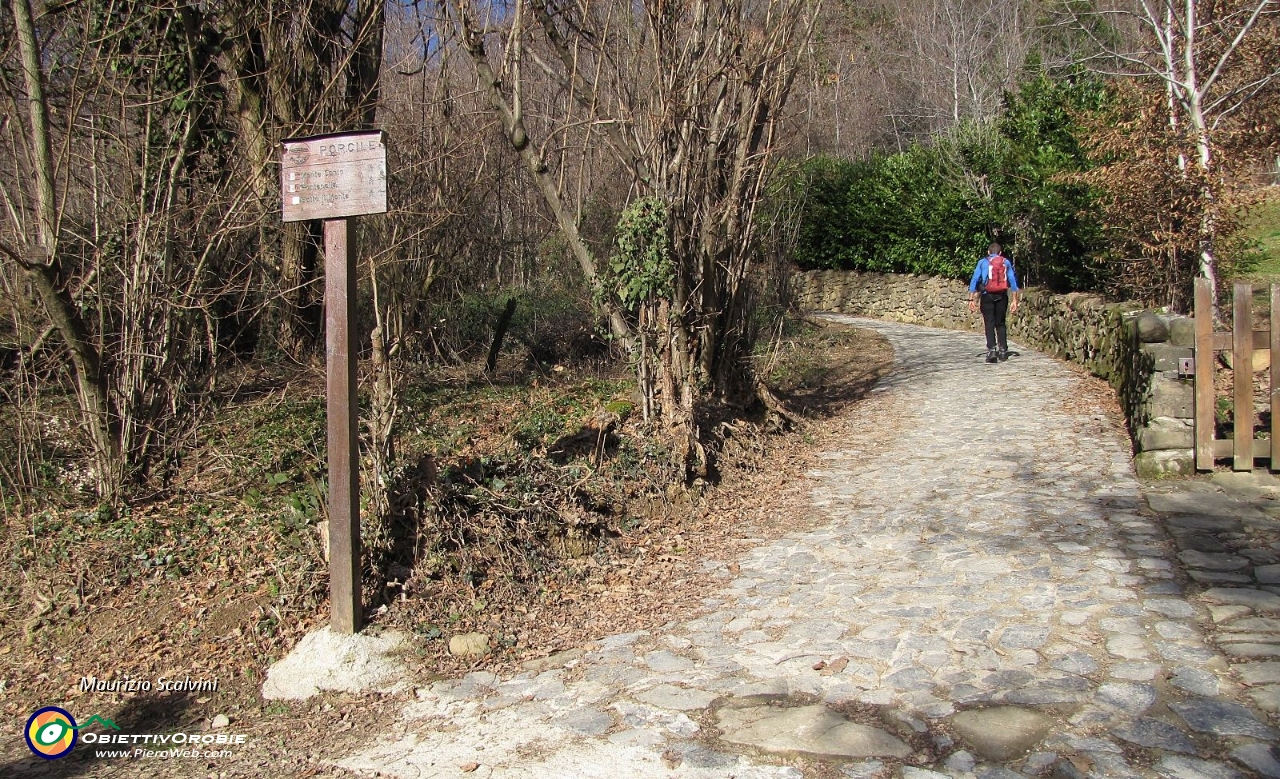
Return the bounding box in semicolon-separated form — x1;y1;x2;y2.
790;69;1109;292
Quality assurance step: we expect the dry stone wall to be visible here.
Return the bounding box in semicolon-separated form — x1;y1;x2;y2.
791;270;1196;477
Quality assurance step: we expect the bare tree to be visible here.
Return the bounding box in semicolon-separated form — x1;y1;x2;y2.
786;0;1051;156
442;0;635;347
1;0;380;499
6;0;127;496
444;0;819;476
895;0;1035;128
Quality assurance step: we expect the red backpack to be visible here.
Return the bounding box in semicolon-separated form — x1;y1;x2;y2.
985;255;1009;293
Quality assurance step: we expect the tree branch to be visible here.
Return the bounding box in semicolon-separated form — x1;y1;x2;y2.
1199;0;1274;98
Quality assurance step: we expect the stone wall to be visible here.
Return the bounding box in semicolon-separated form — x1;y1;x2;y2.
791;270;1196;477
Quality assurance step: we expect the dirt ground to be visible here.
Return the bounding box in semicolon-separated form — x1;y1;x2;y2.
2;320;894;778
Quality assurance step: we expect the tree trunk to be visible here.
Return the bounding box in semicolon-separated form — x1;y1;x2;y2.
1181;5;1219;305
11;0;121;497
485;297;517;374
347;0;384;128
278;221;323;357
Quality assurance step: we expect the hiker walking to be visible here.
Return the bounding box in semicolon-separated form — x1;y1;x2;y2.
967;242;1019;363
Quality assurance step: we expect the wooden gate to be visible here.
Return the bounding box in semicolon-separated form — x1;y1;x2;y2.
1193;279;1278;471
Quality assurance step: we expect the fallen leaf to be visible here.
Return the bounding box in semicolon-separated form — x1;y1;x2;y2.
1069;755;1093;773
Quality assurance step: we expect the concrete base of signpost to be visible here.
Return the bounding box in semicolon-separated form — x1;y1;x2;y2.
262;626;410;700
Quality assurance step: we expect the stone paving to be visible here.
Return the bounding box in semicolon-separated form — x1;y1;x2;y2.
334;317;1280;779
1146;473;1280;721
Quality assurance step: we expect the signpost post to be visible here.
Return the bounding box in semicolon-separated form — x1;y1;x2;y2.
281;130;387;635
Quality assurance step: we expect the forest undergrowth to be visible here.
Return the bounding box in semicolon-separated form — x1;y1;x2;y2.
0;317;892;766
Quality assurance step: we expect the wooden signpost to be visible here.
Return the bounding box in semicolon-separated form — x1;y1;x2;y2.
281;130;388;635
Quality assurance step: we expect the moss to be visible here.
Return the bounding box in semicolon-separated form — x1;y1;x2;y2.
604;400;635;420
1134;450;1195;480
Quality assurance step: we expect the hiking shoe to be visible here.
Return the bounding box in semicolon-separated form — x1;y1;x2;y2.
985;349;998;364
998;349;1008;362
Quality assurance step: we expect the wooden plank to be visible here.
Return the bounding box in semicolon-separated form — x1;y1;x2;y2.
1194;278;1216;470
1213;437;1274;455
1208;440;1269;457
282;131;387;223
1274;285;1280;472
1212;330;1270;351
1235;282;1253;471
325;217;362;635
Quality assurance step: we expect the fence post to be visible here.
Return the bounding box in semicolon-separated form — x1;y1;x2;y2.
1234;283;1253;471
1272;285;1279;472
325;217;362;635
1194;278;1215;471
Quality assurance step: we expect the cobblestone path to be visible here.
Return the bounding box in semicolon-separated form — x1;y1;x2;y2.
337;317;1279;779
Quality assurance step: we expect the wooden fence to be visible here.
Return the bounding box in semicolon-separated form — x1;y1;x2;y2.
1194;279;1277;471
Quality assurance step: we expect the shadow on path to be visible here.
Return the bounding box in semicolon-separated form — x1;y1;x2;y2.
5;692;197;778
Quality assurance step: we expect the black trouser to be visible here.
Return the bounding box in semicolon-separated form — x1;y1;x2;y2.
980;292;1008;351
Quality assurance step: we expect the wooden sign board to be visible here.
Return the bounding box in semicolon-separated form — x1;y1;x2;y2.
281;131;387;222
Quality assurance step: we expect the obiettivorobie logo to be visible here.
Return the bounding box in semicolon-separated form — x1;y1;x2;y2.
25;707;121;760
24;705;247;761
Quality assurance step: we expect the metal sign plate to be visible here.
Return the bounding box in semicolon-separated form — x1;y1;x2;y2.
280;131;387;222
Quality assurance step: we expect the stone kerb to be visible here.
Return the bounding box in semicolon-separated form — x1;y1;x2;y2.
790;270;1195;476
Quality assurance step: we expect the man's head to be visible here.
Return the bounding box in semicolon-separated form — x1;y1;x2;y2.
988;242;1002;256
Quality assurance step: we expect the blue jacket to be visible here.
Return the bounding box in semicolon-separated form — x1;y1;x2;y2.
969;254;1019;294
